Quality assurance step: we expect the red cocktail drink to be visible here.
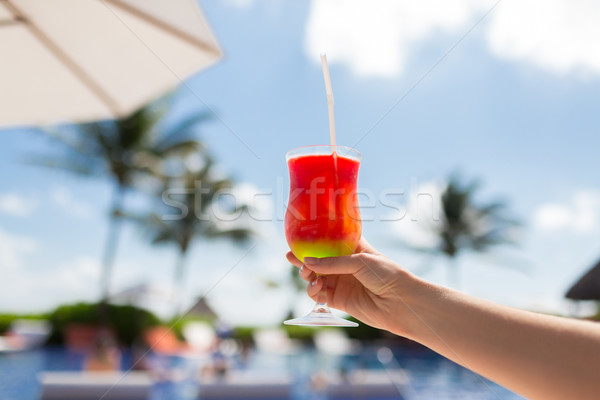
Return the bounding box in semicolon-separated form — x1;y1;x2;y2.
284;145;361;327
285;153;361;261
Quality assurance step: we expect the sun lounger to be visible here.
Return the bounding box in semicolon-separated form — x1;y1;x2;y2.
198;370;293;399
38;371;153;400
0;319;51;353
326;369;409;399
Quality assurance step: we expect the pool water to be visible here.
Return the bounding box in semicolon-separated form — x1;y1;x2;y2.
0;346;524;400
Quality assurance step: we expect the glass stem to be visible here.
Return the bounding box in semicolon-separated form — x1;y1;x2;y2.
313;275;329;313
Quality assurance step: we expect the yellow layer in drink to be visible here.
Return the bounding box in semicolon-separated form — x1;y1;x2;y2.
289;239;358;263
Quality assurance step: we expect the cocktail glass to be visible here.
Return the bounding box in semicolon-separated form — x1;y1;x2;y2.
284;145;361;327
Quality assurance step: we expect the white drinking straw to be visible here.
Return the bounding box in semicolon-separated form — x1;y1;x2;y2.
320;53;337;149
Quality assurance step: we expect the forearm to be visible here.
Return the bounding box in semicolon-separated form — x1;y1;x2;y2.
399;277;600;400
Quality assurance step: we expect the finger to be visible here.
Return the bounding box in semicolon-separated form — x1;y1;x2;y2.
306;276;323;298
299;265;316;282
303;253;372;276
286;251;302;268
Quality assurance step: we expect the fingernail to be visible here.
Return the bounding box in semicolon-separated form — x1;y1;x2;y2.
304;257;320;265
310;277;319;287
299;265;304;275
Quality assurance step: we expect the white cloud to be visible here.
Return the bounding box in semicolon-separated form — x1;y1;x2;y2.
231;183;274;220
305;0;488;77
533;190;600;233
0;229;102;311
51;187;94;219
305;0;600;77
211;183;278;241
571;191;600;231
55;256;101;294
533;204;572;230
390;180;444;249
0;254;102;312
0;193;37;217
487;0;600;75
0;229;36;269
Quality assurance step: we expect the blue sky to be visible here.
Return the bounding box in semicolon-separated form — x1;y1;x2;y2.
1;0;600;324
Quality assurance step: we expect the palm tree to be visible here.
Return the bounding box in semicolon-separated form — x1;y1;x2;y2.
31;101;211;302
416;173;520;288
132;153;254;317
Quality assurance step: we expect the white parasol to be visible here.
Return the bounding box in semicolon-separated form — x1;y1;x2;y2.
0;0;222;126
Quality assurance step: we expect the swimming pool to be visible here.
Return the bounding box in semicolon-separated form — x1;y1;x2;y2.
0;346;524;399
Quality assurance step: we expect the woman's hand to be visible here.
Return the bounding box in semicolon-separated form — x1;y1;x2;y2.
286;237;419;336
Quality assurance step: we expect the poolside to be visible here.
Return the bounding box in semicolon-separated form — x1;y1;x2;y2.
0;345;523;400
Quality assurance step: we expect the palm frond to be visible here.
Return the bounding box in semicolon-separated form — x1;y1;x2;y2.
156;110;212;148
437;173;520;259
204;226;254;245
117;105;165;149
21;155;98;177
155;140;202;157
36;127;92;156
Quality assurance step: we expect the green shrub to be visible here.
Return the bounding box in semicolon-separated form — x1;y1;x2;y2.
47;302;161;346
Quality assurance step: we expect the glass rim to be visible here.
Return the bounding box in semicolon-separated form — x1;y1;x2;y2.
286;145;362;162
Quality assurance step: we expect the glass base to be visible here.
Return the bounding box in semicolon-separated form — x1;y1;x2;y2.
284;305;358;327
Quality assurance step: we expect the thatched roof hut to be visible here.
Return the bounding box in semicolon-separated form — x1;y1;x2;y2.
566;260;600;300
186;297;218;321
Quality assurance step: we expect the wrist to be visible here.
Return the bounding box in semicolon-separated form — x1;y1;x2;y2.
387;272;443;341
